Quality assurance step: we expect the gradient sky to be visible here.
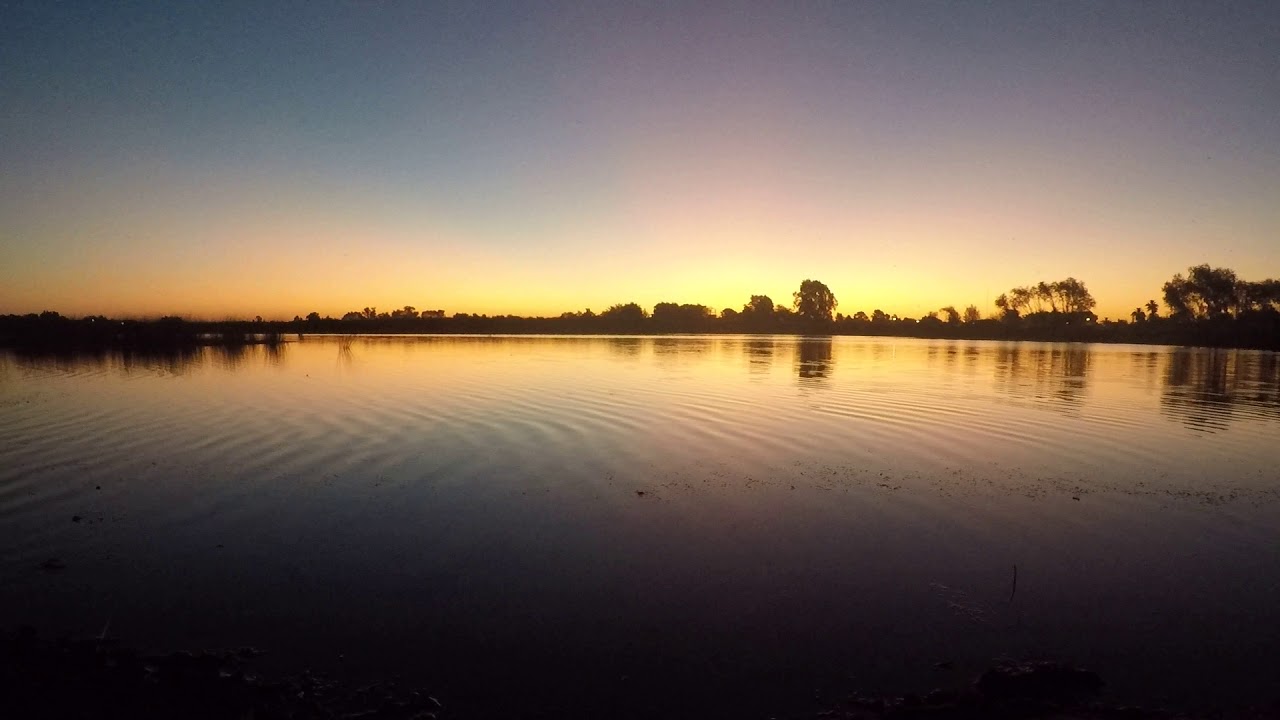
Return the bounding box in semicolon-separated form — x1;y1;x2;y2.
2;1;1278;320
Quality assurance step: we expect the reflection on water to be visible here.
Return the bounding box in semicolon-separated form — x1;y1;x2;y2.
992;344;1092;412
5;337;1280;433
742;337;775;374
653;336;713;365
796;337;832;381
1162;348;1280;432
606;336;643;357
4;344;204;376
2;335;1279;717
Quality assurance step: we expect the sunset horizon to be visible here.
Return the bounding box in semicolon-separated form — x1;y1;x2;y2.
4;4;1280;715
3;2;1277;325
0;263;1249;324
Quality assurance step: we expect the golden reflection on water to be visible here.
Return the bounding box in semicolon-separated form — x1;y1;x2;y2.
3;336;1279;436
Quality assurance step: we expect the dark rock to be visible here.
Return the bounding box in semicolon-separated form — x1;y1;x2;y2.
923;688;959;705
975;660;1103;701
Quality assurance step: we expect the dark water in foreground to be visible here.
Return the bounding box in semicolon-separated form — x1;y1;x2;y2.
2;336;1278;716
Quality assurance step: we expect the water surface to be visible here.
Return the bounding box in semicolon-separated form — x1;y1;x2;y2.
2;336;1278;716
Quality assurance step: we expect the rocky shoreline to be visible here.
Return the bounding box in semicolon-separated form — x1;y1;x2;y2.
1;627;444;720
3;628;1276;719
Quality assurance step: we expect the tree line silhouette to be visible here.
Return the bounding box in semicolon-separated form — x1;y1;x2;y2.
2;265;1277;350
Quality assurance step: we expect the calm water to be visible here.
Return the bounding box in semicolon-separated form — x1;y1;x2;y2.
2;336;1278;716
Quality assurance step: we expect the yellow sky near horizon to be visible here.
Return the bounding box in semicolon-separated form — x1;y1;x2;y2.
4;3;1279;323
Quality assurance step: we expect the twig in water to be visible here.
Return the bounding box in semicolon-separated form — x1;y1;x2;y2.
1008;564;1018;603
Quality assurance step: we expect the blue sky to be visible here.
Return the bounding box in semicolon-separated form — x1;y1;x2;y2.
3;1;1278;319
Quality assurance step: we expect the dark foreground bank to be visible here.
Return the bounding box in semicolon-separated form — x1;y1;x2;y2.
4;629;1275;720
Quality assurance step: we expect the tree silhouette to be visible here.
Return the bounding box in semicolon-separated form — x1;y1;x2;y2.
737;294;770;321
962;305;982;323
600;302;648;331
1163;265;1241;319
1052;278;1097;313
793;279;837;323
1238;279;1280;314
940;306;960;324
1009;287;1033;315
1145;299;1159;318
1036;281;1055;312
999;278;1095;317
653;302;714;331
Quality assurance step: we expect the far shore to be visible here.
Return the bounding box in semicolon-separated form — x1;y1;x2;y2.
2;312;1278;352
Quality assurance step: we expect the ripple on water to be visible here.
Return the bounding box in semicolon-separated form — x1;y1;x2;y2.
1;337;1278;712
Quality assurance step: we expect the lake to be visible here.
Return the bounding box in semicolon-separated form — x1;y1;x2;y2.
2;335;1278;716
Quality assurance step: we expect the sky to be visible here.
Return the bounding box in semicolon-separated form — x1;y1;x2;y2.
2;1;1278;321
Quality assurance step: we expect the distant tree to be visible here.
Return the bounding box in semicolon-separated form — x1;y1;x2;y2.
652;302;713;331
1145;300;1159;318
1162;275;1191;318
306;311;321;322
962;305;982;323
651;302;679;324
793;279;837;323
1000;278;1095;316
1163;265;1241;319
391;306;419;319
341;311;363;321
720;308;738;320
741;294;774;317
940;306;960;324
871;309;889;323
1238;279;1280;314
600;302;647;330
1052;277;1096;313
853;311;869;322
1036;281;1055;312
1008;287;1033;315
1260;280;1280;312
1131;307;1146;323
